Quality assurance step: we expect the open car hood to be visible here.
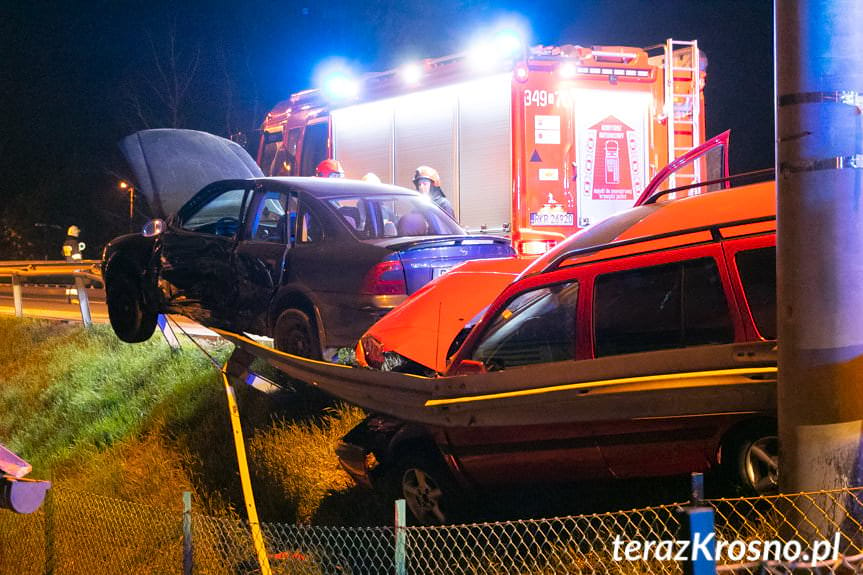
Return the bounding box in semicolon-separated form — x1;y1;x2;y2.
363;256;532;373
119;129;263;219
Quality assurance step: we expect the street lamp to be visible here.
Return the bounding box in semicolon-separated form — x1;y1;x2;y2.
119;181;134;233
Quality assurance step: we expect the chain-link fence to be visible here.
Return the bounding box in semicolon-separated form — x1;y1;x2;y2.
4;485;863;574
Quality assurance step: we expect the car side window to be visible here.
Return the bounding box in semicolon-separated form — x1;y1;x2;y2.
297;205;322;244
594;257;733;357
248;191;297;243
735;247;776;340
471;282;579;371
181;188;248;237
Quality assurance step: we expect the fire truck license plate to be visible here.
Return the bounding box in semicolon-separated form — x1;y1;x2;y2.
530;213;574;226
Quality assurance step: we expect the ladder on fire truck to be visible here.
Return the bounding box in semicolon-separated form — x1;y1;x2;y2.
662;39;703;191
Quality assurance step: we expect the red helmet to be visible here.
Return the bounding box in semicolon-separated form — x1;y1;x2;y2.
315;159;345;178
412;165;441;188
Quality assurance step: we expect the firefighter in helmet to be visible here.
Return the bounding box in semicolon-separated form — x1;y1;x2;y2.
315;159;345;178
412;165;454;219
62;225;86;303
62;225;85;262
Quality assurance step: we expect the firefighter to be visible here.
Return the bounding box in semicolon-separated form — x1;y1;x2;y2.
412;165;455;219
361;172;381;184
315;159;345;178
62;225;84;262
62;225;85;303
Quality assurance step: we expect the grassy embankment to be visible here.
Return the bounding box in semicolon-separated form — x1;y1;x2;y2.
0;317;383;525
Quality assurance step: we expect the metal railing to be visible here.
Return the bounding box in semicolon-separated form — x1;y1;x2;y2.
4;484;863;574
0;259;103;326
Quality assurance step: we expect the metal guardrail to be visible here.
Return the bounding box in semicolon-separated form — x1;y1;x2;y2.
0;259;102;327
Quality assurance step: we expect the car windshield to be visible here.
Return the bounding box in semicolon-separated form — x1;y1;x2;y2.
328;195;463;239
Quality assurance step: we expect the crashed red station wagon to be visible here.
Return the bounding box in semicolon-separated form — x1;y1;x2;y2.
336;134;780;524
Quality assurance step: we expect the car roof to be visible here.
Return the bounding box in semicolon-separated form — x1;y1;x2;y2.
259;177;421;200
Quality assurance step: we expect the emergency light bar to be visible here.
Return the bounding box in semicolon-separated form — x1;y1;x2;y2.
575;66;652;78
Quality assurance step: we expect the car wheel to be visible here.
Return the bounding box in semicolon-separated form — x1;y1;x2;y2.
106;267;157;343
725;428;779;495
274;309;321;360
389;454;459;525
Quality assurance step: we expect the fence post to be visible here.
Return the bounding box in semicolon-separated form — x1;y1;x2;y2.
183;491;193;575
394;498;406;575
73;276;92;327
11;274;23;318
690;472;704;506
43;481;54;575
678;505;715;575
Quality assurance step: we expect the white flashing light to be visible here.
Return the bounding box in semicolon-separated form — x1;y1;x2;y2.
468;40;498;71
560;62;577;79
313;58;362;103
494;29;523;57
324;74;360;100
401;63;423;86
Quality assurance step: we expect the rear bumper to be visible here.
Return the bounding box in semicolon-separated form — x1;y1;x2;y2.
318;295;405;349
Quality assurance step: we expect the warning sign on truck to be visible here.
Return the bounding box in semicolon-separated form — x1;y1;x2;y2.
585;116;635;201
574;90;650;227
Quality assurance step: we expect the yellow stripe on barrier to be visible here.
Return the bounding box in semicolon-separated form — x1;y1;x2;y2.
424;367;777;407
220;370;272;575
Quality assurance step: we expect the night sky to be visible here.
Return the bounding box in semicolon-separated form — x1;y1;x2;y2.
0;0;773;259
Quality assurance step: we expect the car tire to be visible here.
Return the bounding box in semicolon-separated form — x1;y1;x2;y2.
387;453;460;525
274;309;321;360
106;266;157;343
723;426;779;495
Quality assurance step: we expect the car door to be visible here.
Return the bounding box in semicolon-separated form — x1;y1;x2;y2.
160;181;252;326
442;277;612;485
232;185;298;335
588;245;743;478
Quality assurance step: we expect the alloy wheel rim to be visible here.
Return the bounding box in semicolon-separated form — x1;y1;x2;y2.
402;468;446;524
744;436;779;494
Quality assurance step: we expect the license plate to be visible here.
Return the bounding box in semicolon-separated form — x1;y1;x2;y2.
433;266;452;278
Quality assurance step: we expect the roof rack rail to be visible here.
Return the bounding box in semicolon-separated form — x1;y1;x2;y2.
543;214;776;273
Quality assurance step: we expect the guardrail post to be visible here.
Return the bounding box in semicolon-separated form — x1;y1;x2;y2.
11;273;23;318
183;491;193;575
73;276;92;327
394;498;407;575
158;315;181;350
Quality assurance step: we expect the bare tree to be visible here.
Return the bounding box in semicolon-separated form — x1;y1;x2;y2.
121;20;201;130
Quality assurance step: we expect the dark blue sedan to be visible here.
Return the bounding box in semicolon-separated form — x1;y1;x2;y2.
102;130;513;358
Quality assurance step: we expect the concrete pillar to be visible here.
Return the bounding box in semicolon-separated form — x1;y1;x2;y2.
776;0;863;502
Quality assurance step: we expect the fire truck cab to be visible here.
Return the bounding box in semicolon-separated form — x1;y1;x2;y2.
258;39;706;255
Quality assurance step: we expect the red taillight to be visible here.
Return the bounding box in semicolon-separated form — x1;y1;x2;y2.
361;259;407;295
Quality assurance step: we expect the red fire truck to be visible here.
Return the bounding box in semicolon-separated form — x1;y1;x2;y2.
258;39;706;255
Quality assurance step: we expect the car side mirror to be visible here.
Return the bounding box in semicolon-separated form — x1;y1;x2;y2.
142;219;165;237
452;359;486;375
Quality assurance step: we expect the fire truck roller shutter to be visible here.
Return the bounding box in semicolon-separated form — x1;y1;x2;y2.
393;87;457;218
331;100;395;183
457;74;512;234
